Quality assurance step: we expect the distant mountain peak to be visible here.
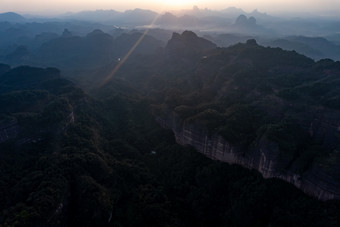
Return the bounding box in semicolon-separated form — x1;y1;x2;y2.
61;29;72;38
193;5;200;12
156;12;178;25
181;30;198;39
171;32;181;40
222;7;247;17
0;12;25;22
88;29;105;35
246;39;258;46
124;8;158;15
166;30;216;53
236;14;247;24
235;14;257;26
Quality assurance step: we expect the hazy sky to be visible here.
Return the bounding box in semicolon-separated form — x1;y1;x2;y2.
1;0;340;15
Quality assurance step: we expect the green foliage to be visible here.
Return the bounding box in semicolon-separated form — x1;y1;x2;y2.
0;90;50;113
264;121;325;172
266;122;308;155
218;105;263;146
186;108;224;133
41;97;72;124
1;40;340;227
278;88;299;100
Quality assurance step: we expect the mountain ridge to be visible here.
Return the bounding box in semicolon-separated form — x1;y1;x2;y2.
109;31;340;201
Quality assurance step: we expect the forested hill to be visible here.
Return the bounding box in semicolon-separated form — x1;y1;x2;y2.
99;31;340;200
0;31;340;226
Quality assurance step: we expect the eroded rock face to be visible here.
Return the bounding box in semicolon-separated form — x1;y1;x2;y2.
157;112;340;201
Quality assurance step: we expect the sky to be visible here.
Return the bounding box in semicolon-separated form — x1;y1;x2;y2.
1;0;340;15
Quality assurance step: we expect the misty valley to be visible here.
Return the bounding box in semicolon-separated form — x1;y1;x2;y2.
0;6;340;227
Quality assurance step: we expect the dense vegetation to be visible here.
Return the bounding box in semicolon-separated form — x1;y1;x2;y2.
1;32;340;226
107;35;340;176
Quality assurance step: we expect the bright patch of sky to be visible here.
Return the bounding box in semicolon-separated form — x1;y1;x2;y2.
1;0;339;16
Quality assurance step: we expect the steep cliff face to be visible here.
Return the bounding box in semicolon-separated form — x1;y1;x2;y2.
157;112;340;201
149;34;340;201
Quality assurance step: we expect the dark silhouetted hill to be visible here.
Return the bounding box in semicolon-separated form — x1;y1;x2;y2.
0;63;10;75
37;30;163;69
235;14;257;27
122;8;158;25
0;12;25;23
267;36;340;61
0;66;60;94
156;12;178;26
4;46;34;65
101;32;340;202
166;30;217;54
1;36;340;226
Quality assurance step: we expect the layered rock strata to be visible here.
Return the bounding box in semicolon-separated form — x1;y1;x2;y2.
157;113;340;201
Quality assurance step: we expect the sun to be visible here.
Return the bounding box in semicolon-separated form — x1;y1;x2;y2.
160;0;199;10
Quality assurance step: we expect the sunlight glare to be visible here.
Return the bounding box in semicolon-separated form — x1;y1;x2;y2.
161;0;198;9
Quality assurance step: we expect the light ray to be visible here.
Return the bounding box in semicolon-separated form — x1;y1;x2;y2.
98;13;162;88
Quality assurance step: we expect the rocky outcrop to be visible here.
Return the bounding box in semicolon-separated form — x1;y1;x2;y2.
235;15;257;27
61;29;73;38
166;31;217;54
157;112;340;201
